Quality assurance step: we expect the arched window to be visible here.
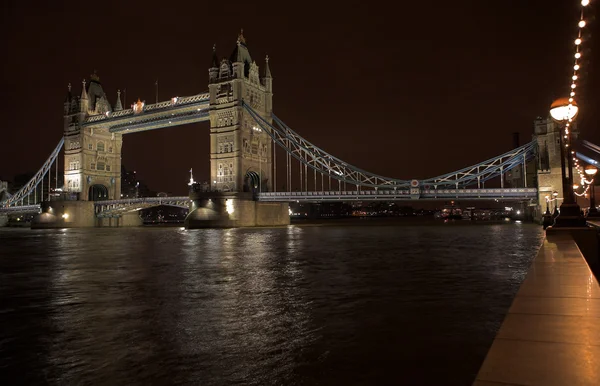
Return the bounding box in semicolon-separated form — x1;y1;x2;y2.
97;142;105;152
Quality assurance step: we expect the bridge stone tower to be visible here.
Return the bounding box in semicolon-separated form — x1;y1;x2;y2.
63;73;123;201
208;31;273;193
533;115;578;219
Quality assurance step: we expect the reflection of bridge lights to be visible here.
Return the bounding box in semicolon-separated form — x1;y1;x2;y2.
226;199;234;214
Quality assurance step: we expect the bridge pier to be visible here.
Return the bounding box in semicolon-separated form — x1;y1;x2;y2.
185;192;289;229
0;214;7;227
96;212;143;227
31;201;96;228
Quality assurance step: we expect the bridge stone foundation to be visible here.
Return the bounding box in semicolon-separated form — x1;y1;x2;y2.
30;200;143;228
0;214;7;227
185;192;289;229
96;212;143;227
32;201;96;228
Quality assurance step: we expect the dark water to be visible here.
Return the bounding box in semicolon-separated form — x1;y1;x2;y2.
0;222;543;385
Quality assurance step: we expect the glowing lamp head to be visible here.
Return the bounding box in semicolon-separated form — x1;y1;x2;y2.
585;164;598;176
553;191;559;198
573;184;580;190
550;97;578;122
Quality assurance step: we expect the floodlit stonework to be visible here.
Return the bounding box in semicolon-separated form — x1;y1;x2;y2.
208;30;274;194
63;74;123;201
533;116;578;221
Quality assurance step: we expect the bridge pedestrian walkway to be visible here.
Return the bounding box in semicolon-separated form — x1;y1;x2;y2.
473;232;600;385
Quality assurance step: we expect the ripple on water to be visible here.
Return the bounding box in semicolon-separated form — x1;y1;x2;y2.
0;223;543;385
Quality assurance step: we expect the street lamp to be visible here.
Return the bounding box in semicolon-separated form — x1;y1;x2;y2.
548;98;586;227
585;164;599;217
542;195;553;229
552;191;559;217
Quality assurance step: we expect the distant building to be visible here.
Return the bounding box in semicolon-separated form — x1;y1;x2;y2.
120;165;155;198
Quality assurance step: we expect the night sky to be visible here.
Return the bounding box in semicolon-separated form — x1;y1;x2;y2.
1;1;598;196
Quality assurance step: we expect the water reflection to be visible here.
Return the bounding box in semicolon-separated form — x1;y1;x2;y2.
0;223;544;385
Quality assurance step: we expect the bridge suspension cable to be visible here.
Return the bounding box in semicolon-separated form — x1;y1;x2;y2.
1;138;64;207
243;102;411;189
421;141;536;189
244;103;536;191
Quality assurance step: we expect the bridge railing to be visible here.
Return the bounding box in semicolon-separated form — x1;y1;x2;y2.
258;188;537;201
95;196;189;207
0;204;41;214
83;92;210;125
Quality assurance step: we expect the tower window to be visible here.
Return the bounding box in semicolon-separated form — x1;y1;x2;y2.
97;162;105;171
97;142;105;152
106;165;111;171
88;143;92;150
108;146;113;153
91;163;96;170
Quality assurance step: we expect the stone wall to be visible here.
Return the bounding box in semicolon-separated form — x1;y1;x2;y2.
185;192;289;228
31;201;96;228
96;211;143;227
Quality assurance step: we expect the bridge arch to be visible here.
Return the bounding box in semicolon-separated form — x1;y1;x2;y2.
88;184;109;201
244;171;259;191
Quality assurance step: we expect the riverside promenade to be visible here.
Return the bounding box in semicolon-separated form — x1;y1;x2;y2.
473;229;600;385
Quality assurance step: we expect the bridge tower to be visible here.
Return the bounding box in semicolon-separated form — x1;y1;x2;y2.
533;115;578;219
208;31;273;194
63;73;123;201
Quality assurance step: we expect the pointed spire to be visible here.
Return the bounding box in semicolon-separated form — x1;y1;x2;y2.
211;44;219;68
81;79;88;100
64;83;72;103
90;70;100;83
264;55;272;78
115;89;123;111
238;28;246;45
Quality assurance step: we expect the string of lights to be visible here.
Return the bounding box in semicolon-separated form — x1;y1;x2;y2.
568;1;593;196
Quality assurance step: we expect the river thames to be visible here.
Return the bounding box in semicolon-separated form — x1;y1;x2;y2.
0;221;543;385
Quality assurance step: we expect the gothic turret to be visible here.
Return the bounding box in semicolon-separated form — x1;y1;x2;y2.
230;29;252;78
114;90;123;111
264;55;272;78
263;55;272;93
64;83;72;114
209;44;219;83
80;79;88;113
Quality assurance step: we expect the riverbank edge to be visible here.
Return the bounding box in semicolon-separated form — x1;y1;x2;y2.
472;229;600;385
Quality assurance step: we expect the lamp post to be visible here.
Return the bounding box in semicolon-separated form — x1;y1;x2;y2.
585;164;599;217
548;98;586;227
542;195;553;229
552;191;559;218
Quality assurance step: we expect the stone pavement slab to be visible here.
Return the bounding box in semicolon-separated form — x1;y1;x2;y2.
473;232;600;386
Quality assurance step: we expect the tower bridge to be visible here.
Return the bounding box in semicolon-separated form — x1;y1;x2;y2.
0;30;587;228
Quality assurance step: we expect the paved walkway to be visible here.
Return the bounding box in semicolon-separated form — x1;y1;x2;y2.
473;232;600;386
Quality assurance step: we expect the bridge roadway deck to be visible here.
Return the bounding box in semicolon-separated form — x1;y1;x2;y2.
473;231;600;385
258;188;537;202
